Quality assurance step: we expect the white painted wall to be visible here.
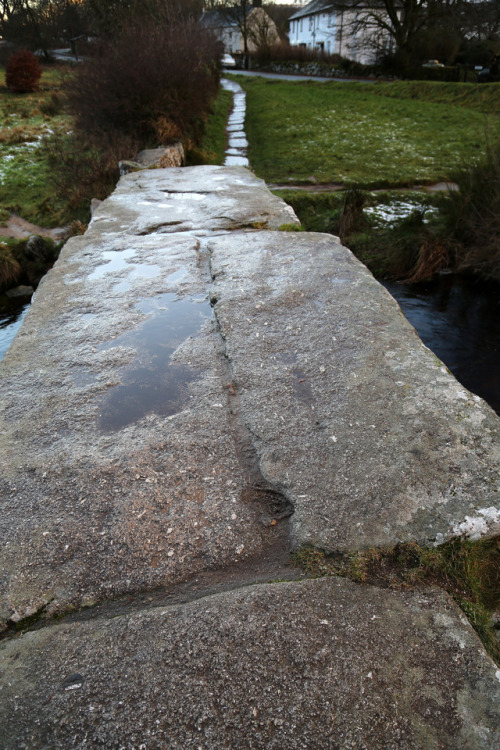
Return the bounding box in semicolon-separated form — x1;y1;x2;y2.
289;12;337;54
289;7;397;64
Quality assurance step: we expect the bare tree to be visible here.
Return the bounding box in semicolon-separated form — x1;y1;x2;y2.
205;0;261;67
247;4;280;56
350;0;468;66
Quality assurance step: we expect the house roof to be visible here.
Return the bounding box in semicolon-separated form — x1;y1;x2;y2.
289;0;335;20
199;10;238;30
289;0;399;20
200;5;271;30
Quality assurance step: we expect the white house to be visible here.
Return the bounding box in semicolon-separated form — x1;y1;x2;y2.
200;2;279;56
289;0;398;64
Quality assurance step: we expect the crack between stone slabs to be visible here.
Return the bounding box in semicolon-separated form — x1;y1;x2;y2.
1;551;306;642
212;217;270;230
136;221;185;235
206;267;295;525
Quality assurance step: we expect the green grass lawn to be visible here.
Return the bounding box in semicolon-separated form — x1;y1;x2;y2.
238;77;500;187
0;65;74;227
189;87;232;166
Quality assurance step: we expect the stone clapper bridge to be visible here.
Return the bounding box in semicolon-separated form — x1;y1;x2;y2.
1;165;500;748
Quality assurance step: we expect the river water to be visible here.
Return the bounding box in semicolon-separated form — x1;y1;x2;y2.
381;274;500;415
0;300;29;361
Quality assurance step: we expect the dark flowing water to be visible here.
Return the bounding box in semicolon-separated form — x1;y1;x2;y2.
381;274;500;415
0;301;30;361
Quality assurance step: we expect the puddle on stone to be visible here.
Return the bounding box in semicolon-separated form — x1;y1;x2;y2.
163;192;206;201
114;279;132;293
89;248;136;280
99;293;212;431
88;246;162;287
165;266;188;285
129;263;161;280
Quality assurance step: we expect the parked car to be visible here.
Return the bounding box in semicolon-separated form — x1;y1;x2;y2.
222;53;236;68
422;60;445;68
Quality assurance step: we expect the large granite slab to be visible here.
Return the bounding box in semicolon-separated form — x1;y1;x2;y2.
0;165;498;637
1;577;499;749
86;164;298;239
209;231;500;551
0;169;297;631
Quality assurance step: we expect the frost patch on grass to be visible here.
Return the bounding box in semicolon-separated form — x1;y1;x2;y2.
365;199;439;228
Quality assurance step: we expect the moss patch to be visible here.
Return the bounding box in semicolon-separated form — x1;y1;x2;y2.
293;537;500;664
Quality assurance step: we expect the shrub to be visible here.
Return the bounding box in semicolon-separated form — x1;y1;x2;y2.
338;188;367;240
42;129;138;223
402;65;476;83
5;49;42;93
0;244;22;290
443;140;500;281
40;91;62;117
66;17;222;146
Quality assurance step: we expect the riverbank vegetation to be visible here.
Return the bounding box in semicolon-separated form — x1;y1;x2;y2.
294;538;500;665
237;76;500;282
0;64;71;227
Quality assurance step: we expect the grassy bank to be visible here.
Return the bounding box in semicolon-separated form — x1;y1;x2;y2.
187;87;232;166
276;188;452;280
0;65;73;227
237;76;500;282
239;77;500;186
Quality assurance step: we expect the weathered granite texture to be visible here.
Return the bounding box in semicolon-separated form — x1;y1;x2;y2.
209;231;500;551
87;164;299;238
0;172;297;631
0;166;498;635
136;143;185;168
1;166;500;749
1;577;499;750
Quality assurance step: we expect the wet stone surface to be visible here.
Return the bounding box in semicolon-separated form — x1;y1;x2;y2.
0;169;299;630
84;165;296;239
0;165;499;747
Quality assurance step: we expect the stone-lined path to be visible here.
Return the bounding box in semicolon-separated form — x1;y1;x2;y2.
222;78;249;167
1;166;499;748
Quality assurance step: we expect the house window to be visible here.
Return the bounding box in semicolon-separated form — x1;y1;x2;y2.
309;17;314;31
328;13;335;27
300;19;303;32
